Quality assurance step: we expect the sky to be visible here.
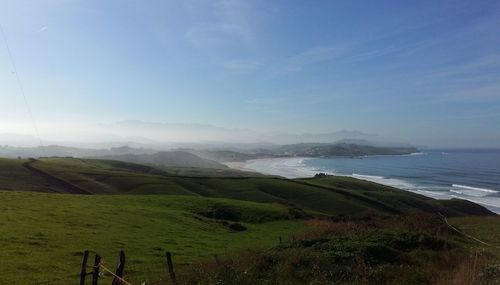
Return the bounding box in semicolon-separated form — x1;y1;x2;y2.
0;0;499;147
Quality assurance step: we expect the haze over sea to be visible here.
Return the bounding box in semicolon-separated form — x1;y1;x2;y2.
241;149;500;213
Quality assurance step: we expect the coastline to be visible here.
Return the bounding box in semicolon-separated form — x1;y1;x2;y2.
223;160;262;173
225;157;319;179
224;156;500;214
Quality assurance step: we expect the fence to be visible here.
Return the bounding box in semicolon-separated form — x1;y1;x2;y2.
46;249;180;285
33;236;284;285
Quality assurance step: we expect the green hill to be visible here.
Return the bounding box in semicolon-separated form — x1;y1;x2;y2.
0;192;305;284
0;157;492;217
178;214;500;285
0;156;497;283
189;149;273;162
91;150;228;169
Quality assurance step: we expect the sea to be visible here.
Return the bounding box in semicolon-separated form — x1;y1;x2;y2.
240;149;500;213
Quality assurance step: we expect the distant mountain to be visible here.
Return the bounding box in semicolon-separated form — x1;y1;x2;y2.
94;151;227;169
334;139;414;148
189;150;276;162
0;141;418;164
0;121;412;149
259;130;381;144
0;145;155;158
187;143;419;162
0;144;231;169
0;133;39;147
271;143;418;157
104;120;260;143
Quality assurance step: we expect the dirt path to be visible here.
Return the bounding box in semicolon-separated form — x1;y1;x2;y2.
23;159;92;195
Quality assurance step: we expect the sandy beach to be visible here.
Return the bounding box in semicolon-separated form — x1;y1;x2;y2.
224;157;323;178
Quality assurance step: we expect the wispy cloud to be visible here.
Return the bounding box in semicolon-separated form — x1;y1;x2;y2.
272;38;427;76
220;59;261;72
186;23;252;47
441;80;500;102
38;25;48;32
344;45;399;62
244;97;284;105
273;45;351;75
242;96;295;116
416;54;500;103
184;0;255;48
431;55;500;79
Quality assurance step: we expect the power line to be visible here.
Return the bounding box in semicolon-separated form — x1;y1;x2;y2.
0;23;43;147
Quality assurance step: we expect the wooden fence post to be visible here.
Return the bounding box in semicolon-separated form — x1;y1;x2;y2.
213;254;220;266
80;250;89;285
166;251;177;285
92;254;101;285
112;250;126;285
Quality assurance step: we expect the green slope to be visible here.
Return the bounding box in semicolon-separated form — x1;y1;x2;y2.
0;191;306;284
297;176;494;217
0;157;493;217
93;150;228;169
0;157;496;283
178;214;500;285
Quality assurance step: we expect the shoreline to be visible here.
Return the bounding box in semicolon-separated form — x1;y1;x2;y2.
224;151;424;173
224;157;319;179
223;159;265;173
224;156;500;214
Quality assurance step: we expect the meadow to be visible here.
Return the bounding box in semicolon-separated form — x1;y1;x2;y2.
0;157;497;284
0;191;306;284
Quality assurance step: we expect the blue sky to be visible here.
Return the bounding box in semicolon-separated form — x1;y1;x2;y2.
0;0;499;147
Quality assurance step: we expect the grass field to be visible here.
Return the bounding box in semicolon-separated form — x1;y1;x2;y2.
0;191;307;284
0;157;496;284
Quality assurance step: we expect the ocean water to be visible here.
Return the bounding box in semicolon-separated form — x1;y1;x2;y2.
242;150;500;213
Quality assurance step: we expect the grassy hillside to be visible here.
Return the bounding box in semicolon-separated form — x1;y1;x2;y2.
179;214;500;285
450;216;500;256
0;157;492;217
0;157;497;283
0;191;306;284
0;158;55;192
297;176;493;217
93;150;228;169
0;191;497;284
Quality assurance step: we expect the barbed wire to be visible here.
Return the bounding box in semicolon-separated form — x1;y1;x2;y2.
99;260;134;285
438;212;500;249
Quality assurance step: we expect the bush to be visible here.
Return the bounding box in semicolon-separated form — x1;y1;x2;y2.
176;215;484;285
199;205;242;221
